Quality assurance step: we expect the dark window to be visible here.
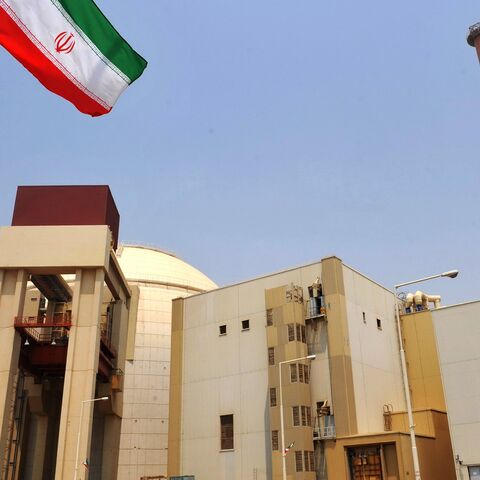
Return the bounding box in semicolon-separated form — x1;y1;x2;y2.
266;309;273;326
220;414;234;450
219;325;227;335
296;324;301;342
304;452;309;472
377;318;382;330
242;319;250;330
268;347;275;366
290;364;297;383
288;324;295;342
292;406;300;426
301;325;306;343
298;364;304;383
304;365;310;384
309;451;315;472
272;430;279;450
295;451;303;472
362;311;366;324
306;406;311;426
270;388;277;407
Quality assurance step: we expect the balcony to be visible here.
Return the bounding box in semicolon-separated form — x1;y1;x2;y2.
15;314;72;344
305;298;326;321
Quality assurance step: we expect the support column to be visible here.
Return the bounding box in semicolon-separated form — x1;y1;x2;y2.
55;268;104;480
101;294;129;480
0;269;28;464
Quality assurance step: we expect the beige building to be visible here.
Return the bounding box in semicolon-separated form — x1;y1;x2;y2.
0;186;218;480
431;301;480;480
168;256;456;480
115;245;216;479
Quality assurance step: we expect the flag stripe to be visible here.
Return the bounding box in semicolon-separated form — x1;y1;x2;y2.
2;0;129;108
55;0;147;82
0;4;109;116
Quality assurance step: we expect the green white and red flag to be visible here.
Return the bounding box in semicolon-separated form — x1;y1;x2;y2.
0;0;147;116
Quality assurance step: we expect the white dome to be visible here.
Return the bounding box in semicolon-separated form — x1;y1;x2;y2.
116;244;217;292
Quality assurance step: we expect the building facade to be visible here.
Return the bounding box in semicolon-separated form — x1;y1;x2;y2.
168;256;456;480
431;301;480;480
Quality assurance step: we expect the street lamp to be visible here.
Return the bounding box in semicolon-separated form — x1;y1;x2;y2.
279;354;316;480
73;396;109;480
394;269;459;480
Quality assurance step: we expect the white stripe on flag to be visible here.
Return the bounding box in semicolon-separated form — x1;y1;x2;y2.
3;0;129;108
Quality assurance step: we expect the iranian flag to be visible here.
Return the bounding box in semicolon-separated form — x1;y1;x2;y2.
0;0;147;116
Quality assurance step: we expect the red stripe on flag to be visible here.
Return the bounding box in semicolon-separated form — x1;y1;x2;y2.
0;6;109;116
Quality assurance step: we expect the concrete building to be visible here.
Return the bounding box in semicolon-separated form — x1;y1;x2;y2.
115;245;217;479
0;186;133;480
167;256;456;480
431;301;480;480
0;186;217;480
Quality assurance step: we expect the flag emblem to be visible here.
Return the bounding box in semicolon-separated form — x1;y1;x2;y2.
54;32;75;54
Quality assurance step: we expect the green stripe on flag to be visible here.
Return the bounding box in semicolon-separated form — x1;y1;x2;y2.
56;0;147;82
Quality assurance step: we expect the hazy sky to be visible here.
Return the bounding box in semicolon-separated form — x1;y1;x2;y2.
1;1;479;304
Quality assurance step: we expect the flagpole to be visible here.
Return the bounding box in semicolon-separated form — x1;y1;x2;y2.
278;354;316;480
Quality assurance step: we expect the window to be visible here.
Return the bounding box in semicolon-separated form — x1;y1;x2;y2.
295;451;303;472
268;347;275;366
270;388;277;407
301;325;306;343
296;324;301;343
288;324;295;342
220;414;234;450
242;319;250;330
298;364;304;383
266;309;273;326
377;318;382;330
301;406;307;426
304;364;310;384
292;406;300;426
271;430;279;450
306;406;311;427
304;452;309;472
362;311;366;324
309;451;315;472
290;364;297;383
219;324;227;335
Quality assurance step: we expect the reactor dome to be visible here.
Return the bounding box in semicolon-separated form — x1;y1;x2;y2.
116;244;217;292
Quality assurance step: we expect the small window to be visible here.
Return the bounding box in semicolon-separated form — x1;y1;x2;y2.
296;324;301;342
268;347;275;366
377;318;382;330
304;452;309;472
219;325;227;335
290;364;297;383
242;319;250;331
292;406;300;426
295;451;303;472
301;325;306;343
306;406;311;426
266;309;273;326
271;430;279;450
298;364;304;383
362;312;366;324
270;388;277;407
220;414;234;450
288;324;295;342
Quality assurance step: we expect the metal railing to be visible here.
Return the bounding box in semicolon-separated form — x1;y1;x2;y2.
304;298;326;319
14;313;72;328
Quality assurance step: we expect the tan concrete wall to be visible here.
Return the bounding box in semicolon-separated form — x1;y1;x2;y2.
0;226;111;271
321;257;358;437
167;297;184;478
400;310;446;411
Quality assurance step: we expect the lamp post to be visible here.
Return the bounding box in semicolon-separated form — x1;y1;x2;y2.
278;354;316;480
394;269;458;480
73;396;109;480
